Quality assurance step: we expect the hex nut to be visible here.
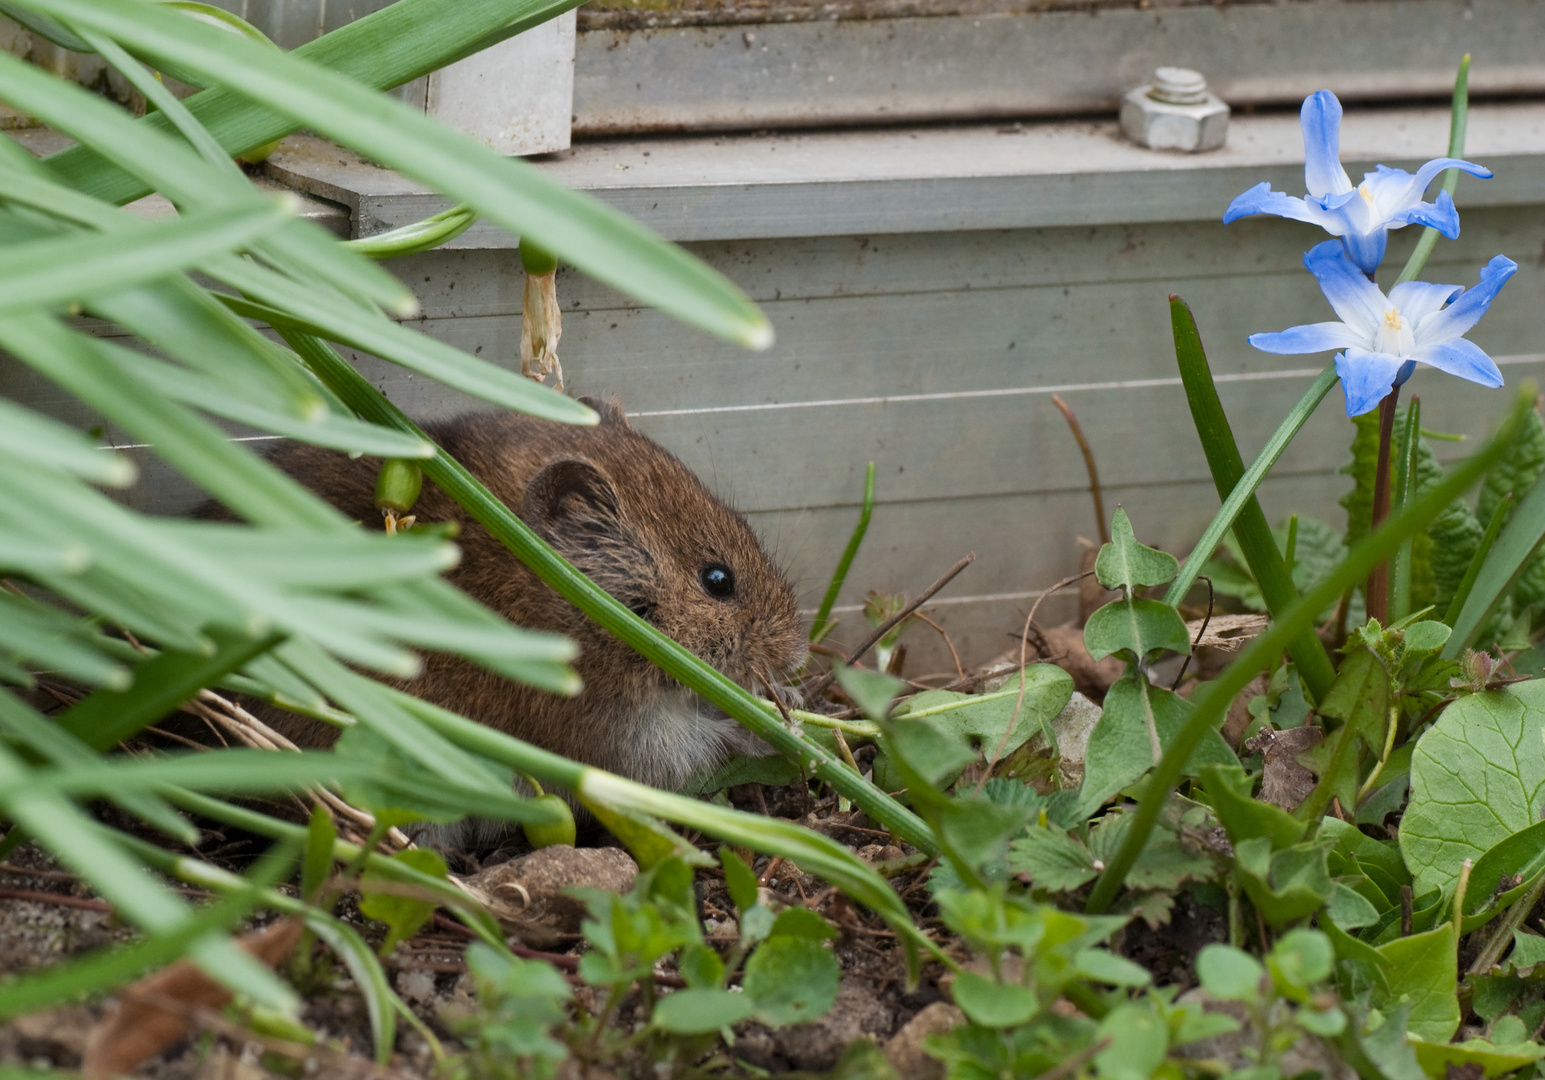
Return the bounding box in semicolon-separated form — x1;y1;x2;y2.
1120;67;1229;152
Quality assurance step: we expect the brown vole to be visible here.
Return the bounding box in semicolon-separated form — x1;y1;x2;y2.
264;397;807;795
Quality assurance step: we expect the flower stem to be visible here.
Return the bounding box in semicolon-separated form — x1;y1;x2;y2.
1365;386;1402;625
1394;55;1471;287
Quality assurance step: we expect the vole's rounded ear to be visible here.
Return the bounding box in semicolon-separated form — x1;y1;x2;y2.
522;458;624;538
578;395;631;429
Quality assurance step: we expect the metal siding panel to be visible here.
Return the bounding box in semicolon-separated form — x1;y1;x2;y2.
572;0;1545;133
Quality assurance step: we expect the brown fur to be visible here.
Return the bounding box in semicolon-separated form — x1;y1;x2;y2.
258;398;806;796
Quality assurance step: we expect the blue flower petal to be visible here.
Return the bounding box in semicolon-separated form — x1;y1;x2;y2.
1388;280;1463;324
1305;240;1385;336
1224;183;1322;226
1340;229;1388;276
1248;321;1364;355
1410;339;1504;388
1410;156;1494;191
1336;348;1408;416
1390;190;1461;238
1301;91;1353;198
1415;255;1519;344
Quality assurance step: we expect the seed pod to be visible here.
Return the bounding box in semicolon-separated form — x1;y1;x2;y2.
523;794;577;849
375;458;423;514
519;241;558;276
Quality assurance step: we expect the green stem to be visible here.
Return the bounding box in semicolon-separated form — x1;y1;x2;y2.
1166;365;1338;609
1469;868;1545;974
1390;398;1422;623
1392;55;1472;288
1365;386;1402;626
810;461;874;645
283;329;936;854
1085;388;1532;913
163;787;508;946
1170;298;1337;702
1443;492;1512;626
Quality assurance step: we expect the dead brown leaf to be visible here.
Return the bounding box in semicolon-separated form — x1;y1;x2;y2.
1243;726;1323;812
82;918;302;1080
1185;613;1269;651
1220;675;1269;750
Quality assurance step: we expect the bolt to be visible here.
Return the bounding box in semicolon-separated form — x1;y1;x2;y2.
1120;67;1229;152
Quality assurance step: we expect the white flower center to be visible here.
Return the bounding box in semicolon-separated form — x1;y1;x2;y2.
1374;306;1415;357
1359;182;1376;206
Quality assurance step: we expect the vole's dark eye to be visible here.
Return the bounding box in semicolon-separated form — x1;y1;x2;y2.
700;563;735;600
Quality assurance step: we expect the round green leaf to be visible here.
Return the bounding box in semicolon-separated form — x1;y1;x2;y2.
949;970;1038;1027
1400;682;1545;894
1094;1002;1169;1080
742;937;839;1028
1084;598;1191;663
1196;944;1265;1002
1267;929;1333;998
769;907;839;942
652;988;757;1034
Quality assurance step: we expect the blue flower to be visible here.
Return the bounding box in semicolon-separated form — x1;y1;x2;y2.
1250;240;1516;416
1224;90;1493;275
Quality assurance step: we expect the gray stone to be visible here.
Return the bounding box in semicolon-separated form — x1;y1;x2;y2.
883;1002;964;1080
458;845;638;947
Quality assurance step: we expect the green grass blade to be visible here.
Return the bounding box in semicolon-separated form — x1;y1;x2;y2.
73;22;242;177
151;524;455;589
0;43;412;317
1167;363;1339;606
810;461;874;644
1442;493;1511;628
22;0;771;349
276;645;518;799
57;627;278;751
1087;386;1534;914
0;687;193;839
68;18;413;316
1394;55;1472;287
1443;473;1545;657
210;275;595;424
26;748;378;797
1169;297;1336;702
0;312;337;527
0;598;130;688
0;199;287;314
32;571;213;655
46;0;578;193
0;398;134;486
159;786;507;947
129;365;436;459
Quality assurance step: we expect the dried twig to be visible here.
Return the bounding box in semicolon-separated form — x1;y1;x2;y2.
0;886;112;913
911;611;964;680
185;690;412;851
1051;394;1109;546
978;570;1094;785
805;553;975;699
1170;575;1215;690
